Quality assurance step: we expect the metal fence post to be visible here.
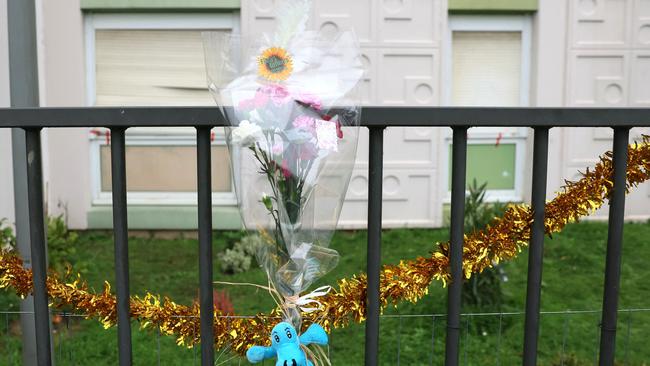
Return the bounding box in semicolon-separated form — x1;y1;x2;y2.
110;127;133;365
24;128;52;366
7;0;42;363
196;127;215;366
365;126;384;366
523;127;550;365
598;127;630;365
445;127;468;366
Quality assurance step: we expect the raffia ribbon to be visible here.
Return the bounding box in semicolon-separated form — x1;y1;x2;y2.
284;286;332;313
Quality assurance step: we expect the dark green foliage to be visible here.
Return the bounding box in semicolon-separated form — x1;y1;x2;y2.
463;179;507;233
47;215;88;275
2;223;650;364
462;179;508;315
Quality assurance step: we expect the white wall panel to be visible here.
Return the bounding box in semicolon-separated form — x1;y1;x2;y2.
242;0;445;227
567;51;628;106
563;0;650;221
630;51;650;105
570;0;630;48
0;0;15;228
378;0;442;47
632;0;650;47
378;49;439;105
312;0;373;44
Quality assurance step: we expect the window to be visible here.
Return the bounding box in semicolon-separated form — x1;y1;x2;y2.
444;15;531;202
84;13;239;205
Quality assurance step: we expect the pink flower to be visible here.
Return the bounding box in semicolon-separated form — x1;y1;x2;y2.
272;140;284;155
299;143;318;160
259;84;290;106
292;115;316;132
280;159;292;179
253;89;270;108
297;93;322;111
238;98;255;110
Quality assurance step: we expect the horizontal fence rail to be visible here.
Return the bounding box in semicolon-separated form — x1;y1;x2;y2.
1;106;650;366
2;106;650;127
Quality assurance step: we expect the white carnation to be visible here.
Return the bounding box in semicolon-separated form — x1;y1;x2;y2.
231;120;263;146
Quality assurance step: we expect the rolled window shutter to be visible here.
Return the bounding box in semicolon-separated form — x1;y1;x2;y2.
94;29;232;194
95;29;227;106
452;31;522;107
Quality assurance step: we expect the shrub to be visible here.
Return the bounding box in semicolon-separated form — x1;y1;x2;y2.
462;179;508;312
235;234;263;258
220;247;252;274
195;289;235;315
218;233;262;274
213;289;234;315
47;215;88;274
0;218;16;252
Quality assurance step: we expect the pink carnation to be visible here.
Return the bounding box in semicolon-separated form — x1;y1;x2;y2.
238;98;255;110
299;142;318;160
293;115;316;131
272;140;284;155
281;159;292;179
259;84;290;106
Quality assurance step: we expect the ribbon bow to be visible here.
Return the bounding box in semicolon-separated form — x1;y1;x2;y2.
285;285;332;313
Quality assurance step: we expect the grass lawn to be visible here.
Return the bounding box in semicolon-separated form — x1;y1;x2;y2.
2;221;650;365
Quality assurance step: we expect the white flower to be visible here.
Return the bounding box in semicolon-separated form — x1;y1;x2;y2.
315;119;338;152
249;109;264;125
231;120;262;146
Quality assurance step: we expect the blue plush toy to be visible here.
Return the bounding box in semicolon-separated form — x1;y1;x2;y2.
246;322;328;366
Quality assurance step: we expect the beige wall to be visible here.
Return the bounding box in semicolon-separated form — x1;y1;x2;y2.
4;0;648;230
0;0;16;228
244;0;448;228
530;0;568;203
40;0;90;228
560;0;650;220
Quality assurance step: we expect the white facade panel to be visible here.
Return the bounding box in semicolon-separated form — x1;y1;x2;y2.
242;0;446;227
0;0;15;229
3;0;649;229
562;0;650;221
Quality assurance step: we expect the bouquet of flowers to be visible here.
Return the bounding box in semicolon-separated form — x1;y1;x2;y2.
203;1;363;362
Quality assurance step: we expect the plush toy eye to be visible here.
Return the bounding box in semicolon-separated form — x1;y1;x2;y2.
285;329;292;339
274;334;280;343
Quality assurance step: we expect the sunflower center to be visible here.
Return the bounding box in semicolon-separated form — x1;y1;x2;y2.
264;55;287;74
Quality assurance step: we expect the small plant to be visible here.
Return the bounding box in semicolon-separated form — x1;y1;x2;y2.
195;289;235;315
220;248;253;274
0;218;16;252
462;179;508;312
549;353;590;366
213;289;234;315
218;233;263;274
47;215;87;274
236;234;263;258
464;179;507;232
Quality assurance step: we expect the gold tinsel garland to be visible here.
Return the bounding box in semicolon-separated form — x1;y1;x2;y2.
1;136;650;354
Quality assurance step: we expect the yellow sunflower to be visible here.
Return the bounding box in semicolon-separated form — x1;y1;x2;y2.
258;47;293;81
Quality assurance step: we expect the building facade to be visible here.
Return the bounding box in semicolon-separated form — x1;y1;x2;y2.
1;0;649;230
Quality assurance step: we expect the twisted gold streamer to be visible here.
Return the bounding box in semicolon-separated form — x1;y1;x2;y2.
2;136;650;354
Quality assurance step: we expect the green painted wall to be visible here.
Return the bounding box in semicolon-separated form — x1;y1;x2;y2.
81;0;240;10
449;0;537;12
87;205;242;230
448;143;517;190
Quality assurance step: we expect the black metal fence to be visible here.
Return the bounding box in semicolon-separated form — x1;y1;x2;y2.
0;106;648;366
